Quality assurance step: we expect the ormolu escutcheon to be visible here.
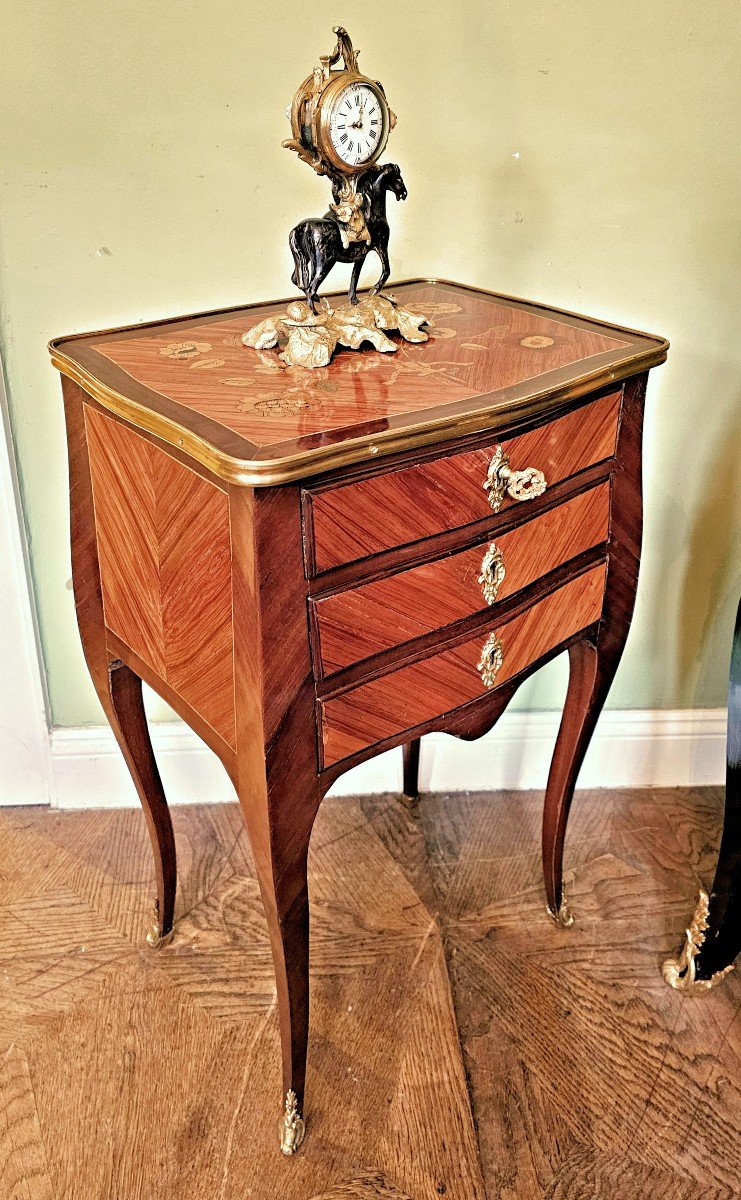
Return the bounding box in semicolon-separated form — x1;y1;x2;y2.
483;445;547;512
477;632;504;688
279;1090;305;1155
478;541;506;605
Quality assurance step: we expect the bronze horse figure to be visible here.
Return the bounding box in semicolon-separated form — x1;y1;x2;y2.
288;163;407;312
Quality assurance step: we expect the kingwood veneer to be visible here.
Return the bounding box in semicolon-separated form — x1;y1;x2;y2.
50;278;667;1155
311;481;611;675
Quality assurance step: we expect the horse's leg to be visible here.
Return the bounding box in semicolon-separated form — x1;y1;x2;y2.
290;227;313;309
308;257;335;314
371;241;390;295
348;254;366;305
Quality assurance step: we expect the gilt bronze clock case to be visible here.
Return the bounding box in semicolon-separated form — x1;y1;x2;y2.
286;31;392;174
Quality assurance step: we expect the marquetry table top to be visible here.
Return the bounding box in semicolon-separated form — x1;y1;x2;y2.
50;279;668;486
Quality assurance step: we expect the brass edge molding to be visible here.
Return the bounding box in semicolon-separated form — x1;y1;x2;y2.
421;276;671;351
48;276;671;353
50;345;668;488
49;277;668;487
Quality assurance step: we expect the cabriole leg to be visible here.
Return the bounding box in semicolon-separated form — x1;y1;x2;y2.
693;799;741;984
236;764;323;1155
542;638;601;926
230;484;325;1154
64;377;177;947
542;629;637;927
542;375;647;927
107;661;177;945
402;738;421;805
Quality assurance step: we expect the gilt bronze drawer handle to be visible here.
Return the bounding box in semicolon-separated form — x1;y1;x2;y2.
478;542;506;605
483;446;547;512
477;632;504;688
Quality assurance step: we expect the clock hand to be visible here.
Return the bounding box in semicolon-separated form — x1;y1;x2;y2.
354;94;366;125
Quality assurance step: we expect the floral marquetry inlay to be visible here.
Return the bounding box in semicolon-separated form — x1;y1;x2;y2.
158;341;213;360
189;357;226;370
520;335;555;349
62;280;649;469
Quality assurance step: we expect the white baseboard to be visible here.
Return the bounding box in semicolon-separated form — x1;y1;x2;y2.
47;708;727;810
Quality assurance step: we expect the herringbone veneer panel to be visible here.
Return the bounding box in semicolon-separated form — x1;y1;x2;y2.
85;406;236;748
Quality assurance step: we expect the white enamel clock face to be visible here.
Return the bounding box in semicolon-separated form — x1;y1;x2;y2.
328;82;387;167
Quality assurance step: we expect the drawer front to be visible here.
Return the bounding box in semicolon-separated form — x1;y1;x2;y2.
312;481;610;676
319;563;607;767
305;390;621;574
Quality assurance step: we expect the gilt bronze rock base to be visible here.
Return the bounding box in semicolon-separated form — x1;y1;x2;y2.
242;292;430;370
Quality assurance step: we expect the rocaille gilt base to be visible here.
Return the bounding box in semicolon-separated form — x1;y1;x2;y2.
50;279;668;1153
662;595;741;994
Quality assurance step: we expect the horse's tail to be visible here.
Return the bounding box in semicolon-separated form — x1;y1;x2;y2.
289;224;313;295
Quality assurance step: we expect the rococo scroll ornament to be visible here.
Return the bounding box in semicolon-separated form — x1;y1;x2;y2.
243;27;416;369
478;542;506;605
483;445;548;512
662;889;735;992
477;632;504;689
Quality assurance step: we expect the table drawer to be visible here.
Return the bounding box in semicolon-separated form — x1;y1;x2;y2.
319;563;607;767
304;390;621;574
311;481;610;677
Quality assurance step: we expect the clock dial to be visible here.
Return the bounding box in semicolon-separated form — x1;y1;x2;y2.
328;82;387;168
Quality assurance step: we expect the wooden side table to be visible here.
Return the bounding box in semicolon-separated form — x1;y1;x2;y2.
50;279;667;1153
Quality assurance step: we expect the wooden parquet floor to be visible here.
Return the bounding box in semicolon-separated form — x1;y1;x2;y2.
0;787;738;1199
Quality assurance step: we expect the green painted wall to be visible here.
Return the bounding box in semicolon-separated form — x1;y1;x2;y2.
1;1;739;726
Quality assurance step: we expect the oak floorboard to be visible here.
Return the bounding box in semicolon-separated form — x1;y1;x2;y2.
543;1147;730;1200
0;1044;54;1200
0;787;737;1199
311;1175;416;1199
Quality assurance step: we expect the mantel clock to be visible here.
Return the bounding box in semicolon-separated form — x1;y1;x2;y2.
241;27;427;368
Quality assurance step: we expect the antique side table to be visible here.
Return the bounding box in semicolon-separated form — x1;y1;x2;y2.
50;279;668;1153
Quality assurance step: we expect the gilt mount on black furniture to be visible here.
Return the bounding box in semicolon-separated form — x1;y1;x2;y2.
663;597;741;991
